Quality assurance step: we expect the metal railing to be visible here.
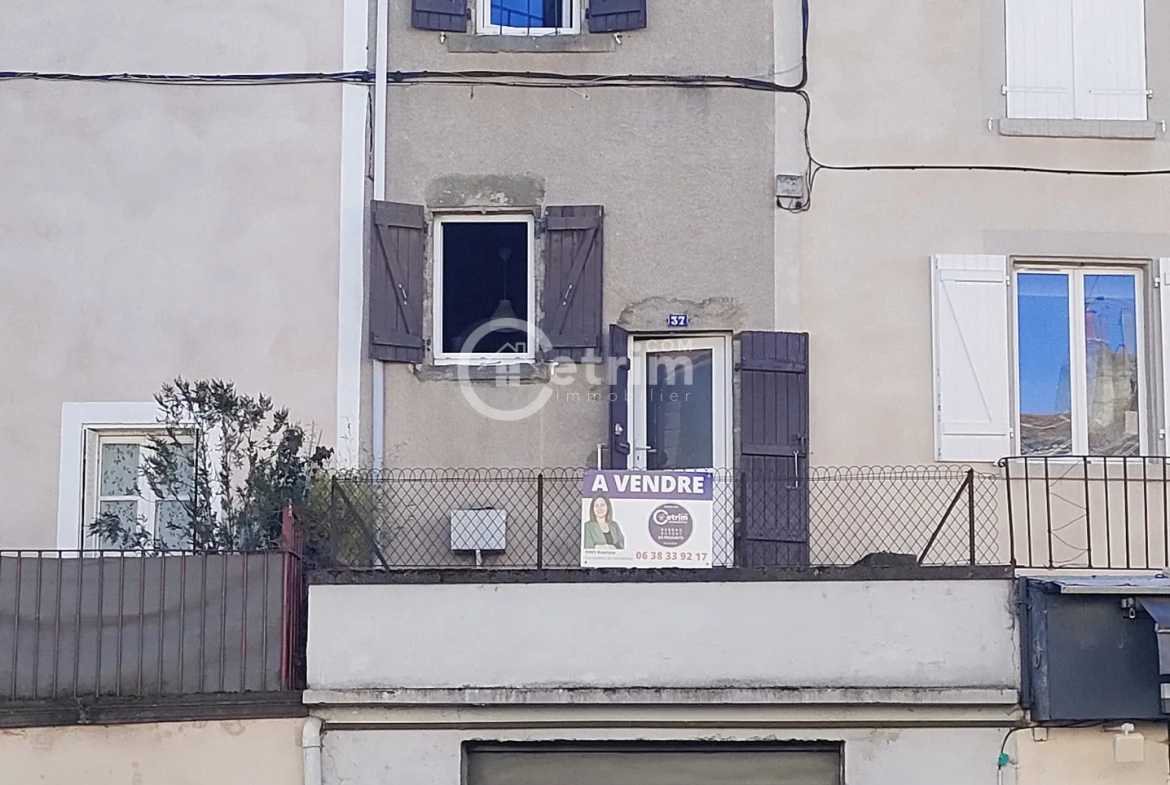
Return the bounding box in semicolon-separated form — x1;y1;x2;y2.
315;467;1001;570
1002;455;1170;570
0;511;306;702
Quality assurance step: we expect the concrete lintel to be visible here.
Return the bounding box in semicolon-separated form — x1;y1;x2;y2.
304;686;1019;707
306;701;1024;731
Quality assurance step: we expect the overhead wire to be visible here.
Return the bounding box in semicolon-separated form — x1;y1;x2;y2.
5;0;1170;215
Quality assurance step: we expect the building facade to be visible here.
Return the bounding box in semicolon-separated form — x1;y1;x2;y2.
6;0;1170;784
306;573;1020;785
802;0;1170;469
0;0;348;550
366;0;808;475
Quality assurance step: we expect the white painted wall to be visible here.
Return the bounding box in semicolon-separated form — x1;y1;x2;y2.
0;0;345;547
1007;724;1170;785
307;579;1018;690
802;0;1170;467
0;718;305;785
322;725;1012;785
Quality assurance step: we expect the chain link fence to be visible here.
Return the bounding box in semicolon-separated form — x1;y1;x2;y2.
311;466;1001;570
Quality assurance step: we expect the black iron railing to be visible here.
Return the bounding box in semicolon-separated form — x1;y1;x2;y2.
1002;455;1170;570
318;467;1001;570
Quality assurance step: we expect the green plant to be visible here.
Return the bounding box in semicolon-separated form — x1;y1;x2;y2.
88;378;333;551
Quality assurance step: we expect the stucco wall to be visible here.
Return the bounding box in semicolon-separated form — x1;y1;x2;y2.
307;579;1018;690
0;717;304;785
0;0;345;548
1008;724;1170;785
376;0;796;468
800;0;1170;467
322;725;1010;785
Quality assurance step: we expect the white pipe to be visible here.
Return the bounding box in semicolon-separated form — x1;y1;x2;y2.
336;0;369;469
302;716;323;785
371;0;389;473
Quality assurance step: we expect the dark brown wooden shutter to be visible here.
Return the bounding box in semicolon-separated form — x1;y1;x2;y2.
542;206;604;362
586;0;647;32
607;324;631;468
412;0;468;32
738;331;810;567
370;201;426;364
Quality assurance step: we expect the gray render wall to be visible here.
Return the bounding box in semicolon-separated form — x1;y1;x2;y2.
373;0;792;468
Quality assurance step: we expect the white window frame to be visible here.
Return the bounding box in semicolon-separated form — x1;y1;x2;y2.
628;335;733;472
432;213;537;365
1010;262;1150;456
84;431;195;550
58;403;159;549
476;0;580;36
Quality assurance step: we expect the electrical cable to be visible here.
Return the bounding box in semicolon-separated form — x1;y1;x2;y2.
0;70;372;85
778;87;1170;215
7;0;1168;214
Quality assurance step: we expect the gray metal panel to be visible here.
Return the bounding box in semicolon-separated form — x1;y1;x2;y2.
370;201;426;364
469;746;841;785
412;0;468;32
739;331;810;567
586;0;648;33
1025;580;1162;721
450;509;507;552
0;553;286;699
1041;576;1170;595
542;206;604;362
1138;597;1170;674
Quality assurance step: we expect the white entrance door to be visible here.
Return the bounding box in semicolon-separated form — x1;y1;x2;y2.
630;335;733;563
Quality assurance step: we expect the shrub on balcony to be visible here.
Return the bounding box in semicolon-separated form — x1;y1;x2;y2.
88;378;333;552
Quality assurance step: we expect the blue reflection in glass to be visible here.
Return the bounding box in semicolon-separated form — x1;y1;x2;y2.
1084;274;1139;455
1017;273;1072;455
491;0;563;28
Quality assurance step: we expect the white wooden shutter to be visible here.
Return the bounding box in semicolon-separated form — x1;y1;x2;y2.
1160;259;1170;455
1005;0;1076;119
932;255;1012;462
1072;0;1148;120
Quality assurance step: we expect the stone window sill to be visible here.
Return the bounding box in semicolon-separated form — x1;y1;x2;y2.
446;34;616;54
997;118;1160;140
414;362;555;383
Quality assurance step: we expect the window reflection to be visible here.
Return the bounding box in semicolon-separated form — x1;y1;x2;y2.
1017;273;1073;455
1084;275;1140;455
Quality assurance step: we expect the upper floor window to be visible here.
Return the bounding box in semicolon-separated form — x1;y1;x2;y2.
931;255;1160;463
1014;266;1145;456
432;215;536;363
410;0;646;36
1004;0;1149;121
479;0;578;35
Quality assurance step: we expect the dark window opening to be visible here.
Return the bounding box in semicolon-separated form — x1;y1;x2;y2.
441;221;530;356
491;0;566;29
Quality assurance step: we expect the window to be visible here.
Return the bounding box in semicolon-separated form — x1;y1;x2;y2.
1004;0;1148;121
477;0;579;35
1014;266;1146;456
433;215;536;363
84;431;195;549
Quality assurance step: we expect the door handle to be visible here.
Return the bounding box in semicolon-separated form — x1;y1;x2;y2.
789;451;801;490
634;445;657;453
